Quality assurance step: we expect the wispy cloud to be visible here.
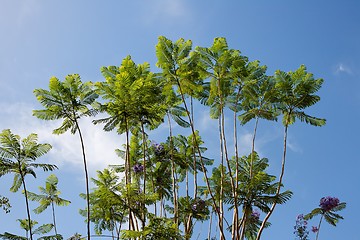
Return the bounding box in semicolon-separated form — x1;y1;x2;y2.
0;102;125;177
334;63;353;75
140;0;191;24
0;0;40;27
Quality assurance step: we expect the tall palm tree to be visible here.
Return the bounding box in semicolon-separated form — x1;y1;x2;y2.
155;36;226;238
256;65;326;239
94;56;165;231
0;129;57;240
27;174;71;236
33;74;98;240
196;37;248;239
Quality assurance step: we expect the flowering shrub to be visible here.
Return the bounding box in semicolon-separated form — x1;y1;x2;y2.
294;214;309;240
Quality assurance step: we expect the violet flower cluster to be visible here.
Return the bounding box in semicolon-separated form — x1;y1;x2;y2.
133;164;144;174
294;214;309;240
192;199;206;212
251;210;260;221
153;142;165;156
319;196;340;212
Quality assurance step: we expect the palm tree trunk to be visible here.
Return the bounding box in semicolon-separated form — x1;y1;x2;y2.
75;121;91;240
141;122;147;229
51;202;58;235
256;124;288;240
20;170;33;240
191;97;198;199
233;88;242;239
218;117;224;240
176;77;226;240
315;215;323;240
167;113;178;226
208;212;213;240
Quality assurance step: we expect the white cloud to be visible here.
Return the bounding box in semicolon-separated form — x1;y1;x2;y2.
140;0;191;24
0;102;125;177
334;63;352;75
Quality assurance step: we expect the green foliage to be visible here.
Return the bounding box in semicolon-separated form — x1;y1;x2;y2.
94;56;165;133
273;65;326;127
121;216;183;240
33;74;98;135
0;196;11;213
0;36;334;240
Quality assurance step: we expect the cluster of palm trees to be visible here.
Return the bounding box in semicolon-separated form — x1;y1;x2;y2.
0;36;327;240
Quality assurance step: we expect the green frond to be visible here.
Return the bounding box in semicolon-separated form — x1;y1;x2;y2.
0;232;28;240
33;223;54;235
33;201;50;214
10;174;22;192
293;111;326;126
30;163;58;172
53;118;75;135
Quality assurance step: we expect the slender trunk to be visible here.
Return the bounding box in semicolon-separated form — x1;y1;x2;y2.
249;117;259;178
191;97;198;199
220;107;238;240
167;113;178;226
315;215;323;240
141;122;147;229
218;117;224;240
256;124;288;240
51;202;57;235
20;171;33;240
239;118;260;240
208;212;213;240
75;121;91;240
124;120;135;231
176;77;226;239
233;87;242;239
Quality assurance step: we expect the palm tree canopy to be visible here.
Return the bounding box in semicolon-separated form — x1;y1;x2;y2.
0;129;57;192
27;174;70;214
33;74;98;135
94;56;166;134
195;37;248;119
273;65;326;127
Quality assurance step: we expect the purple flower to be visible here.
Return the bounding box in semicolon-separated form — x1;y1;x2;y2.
152;142;165;156
311;226;319;233
294;213;309;239
192;199;206;212
251;210;260;221
133;164;144;173
319;196;340;211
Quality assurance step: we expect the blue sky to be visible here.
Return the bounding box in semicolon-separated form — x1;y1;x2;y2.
1;0;359;239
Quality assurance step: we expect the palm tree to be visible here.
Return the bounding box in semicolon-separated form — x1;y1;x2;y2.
33;74;98;240
94;56;165;231
196;37;248;239
80;168;126;239
155;36;226;238
27;174;71;236
256;65;326;239
0;129;57;240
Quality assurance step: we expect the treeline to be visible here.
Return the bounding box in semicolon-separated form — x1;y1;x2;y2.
0;36;345;240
